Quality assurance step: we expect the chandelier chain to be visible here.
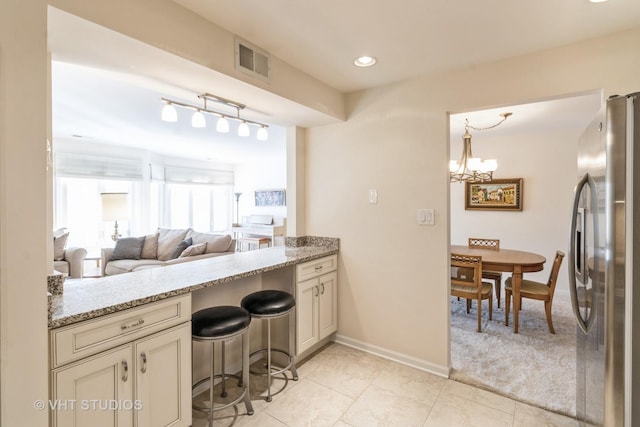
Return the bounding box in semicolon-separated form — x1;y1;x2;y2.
465;112;512;132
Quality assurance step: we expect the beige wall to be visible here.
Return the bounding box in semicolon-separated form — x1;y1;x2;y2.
0;1;49;425
306;28;640;372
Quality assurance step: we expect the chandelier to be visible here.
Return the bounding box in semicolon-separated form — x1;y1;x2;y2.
160;92;269;141
449;112;512;183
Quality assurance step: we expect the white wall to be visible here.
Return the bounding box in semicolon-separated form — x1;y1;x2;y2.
450;127;582;295
234;142;287;223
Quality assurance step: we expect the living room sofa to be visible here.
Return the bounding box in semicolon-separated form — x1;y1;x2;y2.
101;228;235;276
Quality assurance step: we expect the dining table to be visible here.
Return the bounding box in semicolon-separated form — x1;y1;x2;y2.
450;245;547;333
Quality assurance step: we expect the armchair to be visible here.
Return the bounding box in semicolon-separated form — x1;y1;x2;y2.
54;246;88;278
53;228;87;278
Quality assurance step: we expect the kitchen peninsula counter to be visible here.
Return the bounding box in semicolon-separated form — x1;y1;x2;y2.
49;238;338;329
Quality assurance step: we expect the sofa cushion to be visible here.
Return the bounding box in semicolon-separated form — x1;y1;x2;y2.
141;232;159;259
186;231;233;253
180;243;207;257
110;236;146;261
53;232;69;261
169;237;192;260
106;259;164;275
157;228;189;261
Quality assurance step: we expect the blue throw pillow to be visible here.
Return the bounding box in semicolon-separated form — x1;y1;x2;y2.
169;237;192;260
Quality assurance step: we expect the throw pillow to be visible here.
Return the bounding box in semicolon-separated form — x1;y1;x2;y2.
53;232;69;261
179;243;207;258
169;237;192;260
110;236;146;261
186;230;233;254
141;232;160;259
157;228;190;261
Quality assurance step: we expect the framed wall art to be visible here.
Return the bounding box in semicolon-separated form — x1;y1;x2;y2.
254;189;286;207
465;178;523;211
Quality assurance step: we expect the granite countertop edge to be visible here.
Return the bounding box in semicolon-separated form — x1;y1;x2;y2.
49;238;338;329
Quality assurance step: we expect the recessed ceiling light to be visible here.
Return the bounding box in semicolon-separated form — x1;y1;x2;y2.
354;56;377;67
589;0;608;3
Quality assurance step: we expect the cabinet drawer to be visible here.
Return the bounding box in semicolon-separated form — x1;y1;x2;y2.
51;295;191;368
296;255;337;282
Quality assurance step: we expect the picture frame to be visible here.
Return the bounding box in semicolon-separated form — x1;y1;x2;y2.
465;178;523;211
254;189;286;207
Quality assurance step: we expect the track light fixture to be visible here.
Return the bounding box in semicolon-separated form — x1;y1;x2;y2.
160;92;269;140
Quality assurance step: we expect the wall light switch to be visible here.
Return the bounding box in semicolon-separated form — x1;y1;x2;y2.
368;189;378;204
418;208;435;225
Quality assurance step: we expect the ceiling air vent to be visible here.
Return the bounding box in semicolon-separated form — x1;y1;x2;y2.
235;38;271;82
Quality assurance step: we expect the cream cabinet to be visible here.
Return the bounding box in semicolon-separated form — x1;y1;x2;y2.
296;255;338;355
50;295;192;427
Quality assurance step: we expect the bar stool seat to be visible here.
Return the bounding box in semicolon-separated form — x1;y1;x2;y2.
192;306;254;426
241;290;298;402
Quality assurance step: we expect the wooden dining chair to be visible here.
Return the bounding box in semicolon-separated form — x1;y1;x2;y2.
451;253;493;332
468;238;503;308
504;250;565;334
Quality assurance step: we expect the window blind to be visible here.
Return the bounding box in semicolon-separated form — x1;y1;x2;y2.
164;166;234;185
55;153;144;180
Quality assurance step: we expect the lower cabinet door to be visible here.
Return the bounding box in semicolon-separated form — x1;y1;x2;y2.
51;345;134;427
318;271;338;340
296;277;319;355
134;322;192;427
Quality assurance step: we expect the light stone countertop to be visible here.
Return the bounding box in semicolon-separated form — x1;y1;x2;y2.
49;238;338;329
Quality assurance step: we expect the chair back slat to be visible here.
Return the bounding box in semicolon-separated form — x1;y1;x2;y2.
468;238;500;251
546;250;565;297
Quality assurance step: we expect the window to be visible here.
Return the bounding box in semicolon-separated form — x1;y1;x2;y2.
54;153;234;250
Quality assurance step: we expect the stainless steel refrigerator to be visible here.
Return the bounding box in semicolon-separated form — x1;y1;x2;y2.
569;93;640;426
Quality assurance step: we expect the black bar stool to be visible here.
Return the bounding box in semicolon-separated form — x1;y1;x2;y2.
192;305;254;426
241;290;298;402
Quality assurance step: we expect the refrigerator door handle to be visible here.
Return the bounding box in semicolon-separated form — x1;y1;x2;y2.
569;173;594;334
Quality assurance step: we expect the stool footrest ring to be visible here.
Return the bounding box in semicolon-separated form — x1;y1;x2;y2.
192;374;249;414
249;348;298;380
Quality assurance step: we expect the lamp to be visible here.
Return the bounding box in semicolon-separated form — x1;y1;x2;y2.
449;112;512;183
160;92;269;140
101;192;129;241
233;192;242;226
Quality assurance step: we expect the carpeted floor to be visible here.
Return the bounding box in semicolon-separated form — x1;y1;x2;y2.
450;290;577;417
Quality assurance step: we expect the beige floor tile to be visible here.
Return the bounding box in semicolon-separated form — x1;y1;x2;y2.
424;392;514;427
441;380;516;415
300;343;387;398
370;358;446;406
513;402;579;427
340;384;432;427
264;378;354;427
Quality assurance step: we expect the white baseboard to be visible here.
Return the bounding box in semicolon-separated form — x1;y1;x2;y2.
334;334;450;378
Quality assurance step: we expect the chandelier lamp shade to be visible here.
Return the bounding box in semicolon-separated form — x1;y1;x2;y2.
449;112;512;183
160;92;269;140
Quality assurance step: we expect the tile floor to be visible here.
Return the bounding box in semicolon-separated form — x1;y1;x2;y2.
192;342;578;427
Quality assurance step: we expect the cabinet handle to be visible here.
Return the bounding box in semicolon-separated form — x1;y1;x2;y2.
314;285;319;297
314;265;323;271
121;360;128;382
140;352;147;374
320;283;325;294
121;319;145;330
